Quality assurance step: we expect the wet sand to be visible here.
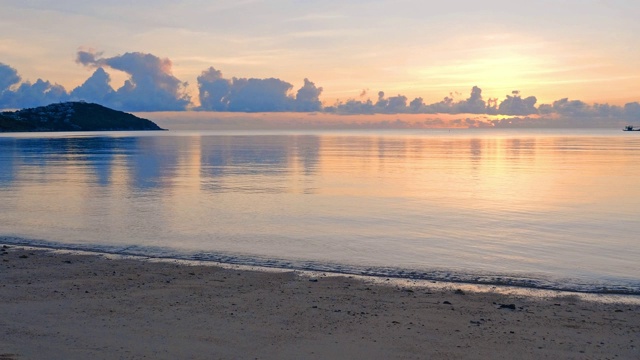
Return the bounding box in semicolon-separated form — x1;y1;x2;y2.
1;246;638;359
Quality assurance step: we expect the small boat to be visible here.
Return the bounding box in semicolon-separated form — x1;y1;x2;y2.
623;125;640;131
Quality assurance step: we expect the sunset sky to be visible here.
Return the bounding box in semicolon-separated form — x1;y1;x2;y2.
2;1;640;113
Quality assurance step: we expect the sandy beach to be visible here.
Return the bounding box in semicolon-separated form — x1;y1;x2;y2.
1;246;638;359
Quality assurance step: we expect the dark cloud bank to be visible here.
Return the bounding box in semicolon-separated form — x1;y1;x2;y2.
1;50;639;128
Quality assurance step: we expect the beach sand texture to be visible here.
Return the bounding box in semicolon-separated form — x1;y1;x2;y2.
1;246;638;359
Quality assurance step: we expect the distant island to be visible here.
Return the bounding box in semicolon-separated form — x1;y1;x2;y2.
0;102;164;132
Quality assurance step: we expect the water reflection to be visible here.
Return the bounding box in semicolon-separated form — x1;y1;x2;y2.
0;138;16;185
1;132;639;203
1;131;640;292
0;134;323;194
0;133;635;195
126;136;179;189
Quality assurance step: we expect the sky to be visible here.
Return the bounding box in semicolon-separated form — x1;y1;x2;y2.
1;0;640;126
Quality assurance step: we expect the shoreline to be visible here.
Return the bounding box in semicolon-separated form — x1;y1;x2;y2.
2;245;639;359
11;244;640;304
3;240;638;297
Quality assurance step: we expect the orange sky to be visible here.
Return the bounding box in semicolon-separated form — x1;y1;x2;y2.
1;1;639;107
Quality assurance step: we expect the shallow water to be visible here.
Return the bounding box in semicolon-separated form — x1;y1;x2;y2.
1;128;639;293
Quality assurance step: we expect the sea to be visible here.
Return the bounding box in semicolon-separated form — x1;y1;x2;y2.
1;125;639;295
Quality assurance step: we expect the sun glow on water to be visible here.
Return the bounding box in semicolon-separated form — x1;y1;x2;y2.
1;129;639;293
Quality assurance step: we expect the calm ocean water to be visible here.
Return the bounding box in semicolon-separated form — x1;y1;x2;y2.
1;128;639;294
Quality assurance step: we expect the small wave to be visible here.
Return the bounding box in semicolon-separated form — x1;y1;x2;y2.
2;236;639;295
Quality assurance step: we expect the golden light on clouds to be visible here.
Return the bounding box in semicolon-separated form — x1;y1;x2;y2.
1;1;639;112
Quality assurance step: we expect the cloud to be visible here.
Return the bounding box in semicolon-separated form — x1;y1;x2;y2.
0;78;69;109
374;92;408;113
420;86;490;114
75;49;102;67
538;98;584;116
592;103;624;118
0;62;70;109
69;67;115;105
541;98;633;122
325;85;640;128
196;67;323;112
2;49;639;130
325;98;375;114
423;94;454;114
496;91;538;115
491;98;640;128
0;63;21;92
227;77;293;112
294;78;323;111
197;67;230;111
331;86;493;115
2;50;191;111
624;102;640;119
328;91;411;114
75;50;191;111
408;97;424;113
454;86;487;114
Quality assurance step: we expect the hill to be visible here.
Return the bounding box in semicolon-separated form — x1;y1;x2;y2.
0;102;164;132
